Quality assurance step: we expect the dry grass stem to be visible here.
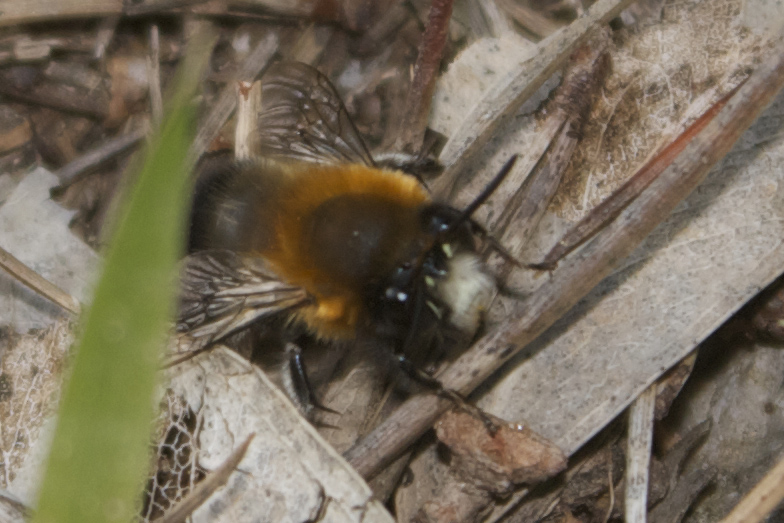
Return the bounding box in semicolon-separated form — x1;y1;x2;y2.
0;0;121;27
625;386;656;523
189;32;277;163
718;452;784;523
0;245;80;315
53;127;147;184
496;0;564;39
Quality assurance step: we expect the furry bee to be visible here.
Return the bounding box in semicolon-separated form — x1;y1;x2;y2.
179;62;511;412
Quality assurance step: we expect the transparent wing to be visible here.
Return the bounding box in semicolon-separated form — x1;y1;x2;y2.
255;61;375;166
176;250;310;351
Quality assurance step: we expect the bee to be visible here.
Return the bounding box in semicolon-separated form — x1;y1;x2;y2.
178;62;514;413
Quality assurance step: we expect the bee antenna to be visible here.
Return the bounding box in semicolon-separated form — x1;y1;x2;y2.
446;154;519;235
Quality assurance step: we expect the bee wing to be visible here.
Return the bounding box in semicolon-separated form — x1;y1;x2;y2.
256;61;375;166
177;250;310;350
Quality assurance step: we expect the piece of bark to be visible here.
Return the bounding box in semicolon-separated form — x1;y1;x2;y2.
415;410;566;523
0;0;122;25
0;105;31;154
0;67;110;119
649;467;717;523
436;411;567;490
654;353;697;421
29;108;94;166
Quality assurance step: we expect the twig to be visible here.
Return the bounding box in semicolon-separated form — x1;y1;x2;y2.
718;452;784;523
235;81;261;160
93;15;119;62
491;36;610;263
625;386;656;523
496;0;565;39
0;0;121;26
394;0;455;155
0;69;109;118
344;39;784;480
474;0;514;38
148;24;164;127
158;433;255;523
0;245;81;315
603;451;615;523
52;127;147;185
189;32;278;163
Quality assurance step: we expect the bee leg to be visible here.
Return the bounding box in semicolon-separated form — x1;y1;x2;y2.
395;354;499;435
284;343;340;416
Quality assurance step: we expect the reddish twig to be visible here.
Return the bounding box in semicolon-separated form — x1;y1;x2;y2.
394;0;455;155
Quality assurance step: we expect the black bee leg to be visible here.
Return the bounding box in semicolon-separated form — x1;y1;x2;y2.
395;354;499;435
284;343;339;416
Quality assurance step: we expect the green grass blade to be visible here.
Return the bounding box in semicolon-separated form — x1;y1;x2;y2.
31;31;214;523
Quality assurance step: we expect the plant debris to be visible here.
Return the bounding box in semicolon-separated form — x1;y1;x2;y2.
0;1;782;522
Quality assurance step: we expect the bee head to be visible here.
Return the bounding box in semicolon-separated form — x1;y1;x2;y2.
372;203;493;352
372;155;519;350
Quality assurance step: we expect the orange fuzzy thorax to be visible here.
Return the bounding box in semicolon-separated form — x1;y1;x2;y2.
259;163;431;339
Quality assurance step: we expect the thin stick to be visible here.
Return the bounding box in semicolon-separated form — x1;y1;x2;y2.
158;433;255;523
344;39;784;480
0;71;109;118
189;33;277;163
718;453;784;523
53;127;147;184
496;0;564;39
148;24;164;126
93;15;119;62
0;245;80;315
603;451;615;523
625;386;656;523
394;0;455;155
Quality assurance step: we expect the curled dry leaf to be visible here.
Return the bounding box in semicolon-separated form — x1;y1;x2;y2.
416;410;566;523
435;410;567;491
